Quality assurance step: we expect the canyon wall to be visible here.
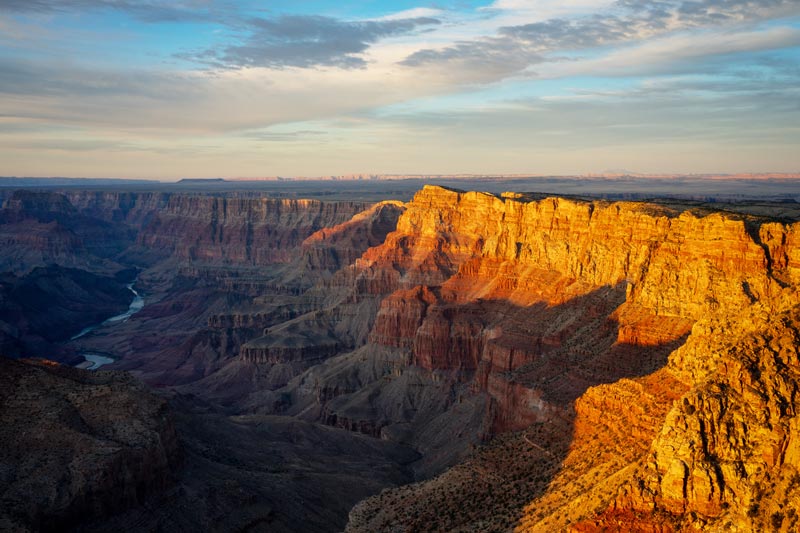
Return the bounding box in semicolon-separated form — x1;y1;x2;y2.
318;186;800;531
64;196;406;390
1;189;374;271
308;186;786;438
572;301;800;532
136;195;372;265
61;190;172;226
0;190;138;273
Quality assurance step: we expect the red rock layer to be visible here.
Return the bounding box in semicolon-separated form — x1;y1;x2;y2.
137;196;371;265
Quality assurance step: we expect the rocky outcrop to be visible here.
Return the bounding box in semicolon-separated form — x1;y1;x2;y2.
240;336;340;364
583;303;800;532
368;285;439;348
0;358;179;532
208;309;299;330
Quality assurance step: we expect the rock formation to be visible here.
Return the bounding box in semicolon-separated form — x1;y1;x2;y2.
325;186;800;531
0;358;179;532
136;195;371;265
570;302;800;532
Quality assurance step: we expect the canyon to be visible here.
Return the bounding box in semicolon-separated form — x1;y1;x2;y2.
1;182;800;532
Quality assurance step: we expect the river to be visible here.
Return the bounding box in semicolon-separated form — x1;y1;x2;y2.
71;282;144;370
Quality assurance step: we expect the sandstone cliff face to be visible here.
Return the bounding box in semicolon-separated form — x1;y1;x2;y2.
359;186;778;316
327;186;800;532
137;196;371;265
584;303;800;532
321;186;778;437
0;359;179;532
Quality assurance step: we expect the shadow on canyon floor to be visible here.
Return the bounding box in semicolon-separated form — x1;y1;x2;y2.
72;393;420;533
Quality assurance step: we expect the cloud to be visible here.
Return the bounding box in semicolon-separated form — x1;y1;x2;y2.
185;15;441;69
1;2;442;70
0;53;450;133
0;55;206;101
401;37;544;84
372;8;445;22
481;0;617;22
0;0;797;179
0;0;218;23
340;64;800;173
535;26;800;79
498;15;656;49
401;0;800;81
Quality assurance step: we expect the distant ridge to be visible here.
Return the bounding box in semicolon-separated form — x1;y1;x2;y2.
3;173;798;185
0;177;158;187
176;178;227;183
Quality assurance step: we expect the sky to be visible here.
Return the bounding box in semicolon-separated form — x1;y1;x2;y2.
0;0;798;179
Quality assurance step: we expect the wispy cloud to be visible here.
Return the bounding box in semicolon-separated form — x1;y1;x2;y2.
0;0;221;23
401;0;800;82
535;26;800;79
183;15;441;69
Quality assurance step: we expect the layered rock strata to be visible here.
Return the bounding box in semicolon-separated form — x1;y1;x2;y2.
137;196;371;265
321;186;800;531
306;186;781;438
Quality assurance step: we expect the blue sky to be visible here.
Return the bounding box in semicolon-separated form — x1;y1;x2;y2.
0;0;798;178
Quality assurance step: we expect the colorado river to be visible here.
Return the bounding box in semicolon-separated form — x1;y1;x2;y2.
71;282;144;370
71;283;144;341
80;353;116;370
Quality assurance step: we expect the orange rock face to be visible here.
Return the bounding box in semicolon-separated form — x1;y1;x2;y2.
344;186;786;430
334;186;800;532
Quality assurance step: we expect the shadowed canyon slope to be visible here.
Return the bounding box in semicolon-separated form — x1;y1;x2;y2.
2;184;800;531
0;358;179;532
